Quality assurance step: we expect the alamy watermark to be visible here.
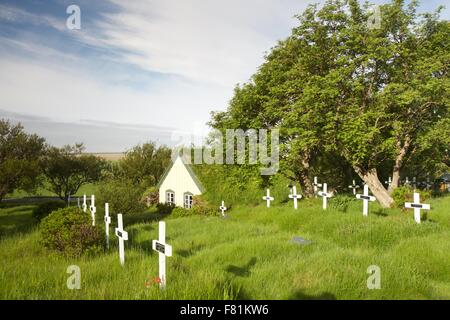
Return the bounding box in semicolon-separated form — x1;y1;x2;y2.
171;127;279;175
66;265;81;289
66;4;81;30
366;265;381;290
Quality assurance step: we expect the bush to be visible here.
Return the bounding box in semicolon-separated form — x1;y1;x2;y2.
32;201;66;222
392;186;432;208
97;179;146;215
40;207;104;257
156;202;174;215
191;195;217;216
141;186;159;207
171;207;191;218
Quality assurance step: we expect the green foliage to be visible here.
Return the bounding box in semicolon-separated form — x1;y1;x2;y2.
141;186;159;207
0;119;45;200
191;195;217;216
330;195;358;212
40;207;103;257
118;142;171;187
32;201;66;222
98;179;146;215
156;202;174;215
171;207;191;218
392;186;432;208
41;144;106;203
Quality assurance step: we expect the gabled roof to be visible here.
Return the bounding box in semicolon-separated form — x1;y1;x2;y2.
156;155;205;193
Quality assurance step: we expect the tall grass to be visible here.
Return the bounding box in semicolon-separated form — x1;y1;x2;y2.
0;196;449;299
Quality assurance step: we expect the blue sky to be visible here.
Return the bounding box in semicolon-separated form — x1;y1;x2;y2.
0;0;448;151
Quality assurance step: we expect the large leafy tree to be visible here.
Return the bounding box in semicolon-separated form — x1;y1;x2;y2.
211;0;449;207
42;144;106;203
0;119;45;200
118;142;172;187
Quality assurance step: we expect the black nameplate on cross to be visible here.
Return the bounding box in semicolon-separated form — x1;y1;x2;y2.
117;231;123;238
411;204;423;209
360;195;371;200
155;242;165;254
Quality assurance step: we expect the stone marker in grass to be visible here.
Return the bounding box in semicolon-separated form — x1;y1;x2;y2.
405;192;430;224
317;183;332;210
262;189;274;208
291;236;312;245
288;186;302;209
115;213;128;266
152;221;172;289
356;184;376;216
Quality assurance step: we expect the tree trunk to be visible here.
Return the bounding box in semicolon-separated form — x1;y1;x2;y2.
355;167;394;208
297;155;314;197
389;135;411;194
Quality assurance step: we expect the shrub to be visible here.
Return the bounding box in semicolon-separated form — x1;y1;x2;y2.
97;179;146;215
191;195;217;216
156;202;174;215
40;207;104;257
392;186;432;208
171;207;191;218
141;186;159;207
32;201;66;222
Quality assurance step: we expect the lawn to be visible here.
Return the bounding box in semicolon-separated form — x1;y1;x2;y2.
0;196;449;300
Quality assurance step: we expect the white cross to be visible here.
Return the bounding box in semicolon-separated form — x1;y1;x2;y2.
313;176;322;197
405;192;430;224
115;214;128;266
89;194;96;226
288;186;302;209
219;201;227;216
82;194;87;213
385;176;392;188
77;197;80;209
152;221;172;289
412;177;417;189
348;179;360;195
262;189;274;208
317;183;332;210
404;176;410;186
104;203;111;249
356;184;376;216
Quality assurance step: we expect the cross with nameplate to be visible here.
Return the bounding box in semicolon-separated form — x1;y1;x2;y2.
89;195;96;226
262;189;274;208
313;176;322;198
385;176;392;188
288;186;302;209
405;193;430;224
152;221;172;289
348;180;360;195
115;214;128;266
219;201;227;217
317;183;332;210
104;203;111;249
356;184;376;216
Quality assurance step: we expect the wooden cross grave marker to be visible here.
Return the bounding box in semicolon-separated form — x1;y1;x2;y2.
313;176;322;198
152;221;173;289
356;184;376;216
317;183;332;210
82;194;87;213
405;193;430;224
262;189;274;208
219;201;227;217
288;186;302;209
104;203;111;249
115;214;128;266
348;179;360;195
89;195;96;226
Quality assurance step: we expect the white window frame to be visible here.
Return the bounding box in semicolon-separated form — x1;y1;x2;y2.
166;190;175;205
184;193;193;209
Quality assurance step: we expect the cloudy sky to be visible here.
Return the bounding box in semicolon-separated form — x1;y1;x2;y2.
0;0;448;152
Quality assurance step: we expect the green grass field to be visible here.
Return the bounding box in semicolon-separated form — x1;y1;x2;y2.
1;196;449;300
